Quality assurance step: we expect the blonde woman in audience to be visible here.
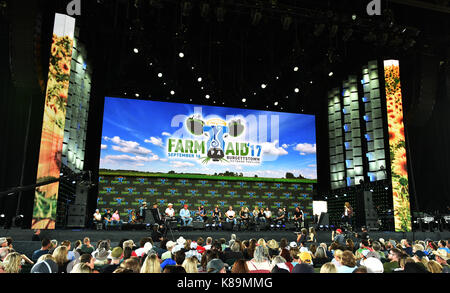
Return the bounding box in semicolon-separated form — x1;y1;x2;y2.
182;256;199;273
246;246;271;273
140;254;161;273
37;254;55;263
70;263;92;273
320;262;337;273
52;246;70;273
331;249;343;267
308;227;317;243
1;252;22;273
425;260;443;273
120;258;141;273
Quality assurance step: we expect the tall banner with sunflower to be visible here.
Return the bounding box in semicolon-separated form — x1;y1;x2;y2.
383;60;412;232
32;14;76;229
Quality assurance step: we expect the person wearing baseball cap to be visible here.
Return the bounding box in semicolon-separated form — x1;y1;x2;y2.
207;258;226;273
180;204;192;227
298;251;313;265
332;228;346;246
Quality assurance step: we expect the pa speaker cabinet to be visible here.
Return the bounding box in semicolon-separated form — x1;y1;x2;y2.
193;221;205;230
363;191;378;229
68;204;86;216
67;215;85;227
222;222;233;231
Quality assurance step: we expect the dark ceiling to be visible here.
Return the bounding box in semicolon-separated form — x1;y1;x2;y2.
51;0;448;114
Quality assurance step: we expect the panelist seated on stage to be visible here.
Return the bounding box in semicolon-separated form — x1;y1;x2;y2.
103;209;112;228
212;206;222;223
275;207;286;225
195;206;207;222
165;203;176;221
239;207;249;221
138;202;147;223
252;207;260;223
293;207;304;229
225;206;237;225
180;204;193;226
93;209;102;225
128;210;137;224
111;210;123;227
151;203;166;230
264;207;272;223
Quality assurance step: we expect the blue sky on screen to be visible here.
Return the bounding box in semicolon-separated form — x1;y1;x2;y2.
100;97;317;179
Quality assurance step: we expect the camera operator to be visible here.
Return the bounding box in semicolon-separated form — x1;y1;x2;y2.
355;227;370;241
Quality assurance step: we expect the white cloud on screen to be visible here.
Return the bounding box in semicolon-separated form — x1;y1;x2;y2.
294;143;316;155
104;136;152;155
145;137;164;147
261;140;288;156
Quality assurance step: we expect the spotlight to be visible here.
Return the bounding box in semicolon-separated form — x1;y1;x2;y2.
133;48;139;54
170;90;175;95
197;77;202;82
158;73;163;78
294;88;300;93
274;101;278;106
275;76;279;80
205;94;210;99
261;84;267;89
72;181;76;184
242;98;246;103
13;215;24;227
352;14;357;21
329;72;334;77
293;66;299;72
135;93;140;97
179;52;185;58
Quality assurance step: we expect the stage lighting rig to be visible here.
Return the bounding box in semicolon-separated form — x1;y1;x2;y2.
251;9;262;26
282;15;292;31
181;1;193;17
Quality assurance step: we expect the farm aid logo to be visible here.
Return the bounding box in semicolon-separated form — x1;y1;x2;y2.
167;115;263;165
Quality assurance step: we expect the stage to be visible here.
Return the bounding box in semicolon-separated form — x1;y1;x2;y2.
1;227;448;260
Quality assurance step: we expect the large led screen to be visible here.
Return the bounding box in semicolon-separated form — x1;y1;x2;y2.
32;14;75;229
384;60;412;232
99;98;317;181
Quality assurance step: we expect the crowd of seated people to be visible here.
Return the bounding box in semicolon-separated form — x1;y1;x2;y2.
0;231;448;274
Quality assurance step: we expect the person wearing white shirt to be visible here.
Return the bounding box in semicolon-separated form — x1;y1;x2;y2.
180;205;193;226
264;207;272;223
225;206;237;225
165;203;176;221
